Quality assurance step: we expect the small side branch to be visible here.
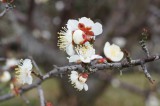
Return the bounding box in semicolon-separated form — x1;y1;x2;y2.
38;86;45;106
0;3;14;18
140;62;154;84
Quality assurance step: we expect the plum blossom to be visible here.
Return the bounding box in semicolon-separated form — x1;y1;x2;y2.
0;71;11;83
67;17;102;36
15;59;33;85
69;71;88;91
58;17;103;54
3;58;18;70
68;17;103;44
103;42;124;62
58;28;75;56
68;43;102;63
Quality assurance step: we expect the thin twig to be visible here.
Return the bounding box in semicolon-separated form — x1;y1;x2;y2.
29;56;45;106
37;86;45;106
0;3;13;17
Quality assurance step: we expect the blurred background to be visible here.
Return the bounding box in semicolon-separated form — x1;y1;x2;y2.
0;0;160;106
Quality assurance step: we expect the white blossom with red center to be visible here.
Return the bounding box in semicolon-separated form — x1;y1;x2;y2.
104;42;124;62
15;59;33;85
67;17;103;44
58;17;103;56
68;43;102;63
69;71;89;91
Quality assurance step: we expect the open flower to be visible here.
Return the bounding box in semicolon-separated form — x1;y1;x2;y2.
68;17;103;44
15;59;33;85
0;71;11;83
104;42;124;62
69;71;88;91
3;58;18;70
68;43;102;63
67;17;103;36
58;28;75;56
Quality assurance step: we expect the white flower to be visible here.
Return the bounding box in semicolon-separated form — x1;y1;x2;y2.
15;59;33;85
3;58;18;70
0;71;11;83
145;93;159;106
67;17;103;36
68;43;102;63
69;71;88;91
104;42;124;62
58;28;75;56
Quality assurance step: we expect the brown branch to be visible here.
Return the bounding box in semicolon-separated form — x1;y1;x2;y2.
0;54;160;102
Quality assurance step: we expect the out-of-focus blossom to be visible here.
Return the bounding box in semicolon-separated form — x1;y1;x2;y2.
15;59;33;85
3;58;18;70
68;43;102;63
58;28;75;56
55;1;65;11
69;71;88;91
145;93;159;106
112;37;126;48
0;71;11;82
104;42;124;62
111;78;120;88
0;0;14;3
32;29;41;38
52;16;61;26
41;30;51;40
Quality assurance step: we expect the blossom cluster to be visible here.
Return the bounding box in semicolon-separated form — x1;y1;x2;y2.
58;17;124;91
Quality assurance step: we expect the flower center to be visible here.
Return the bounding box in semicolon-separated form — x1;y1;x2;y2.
78;23;94;36
78;73;88;83
111;49;117;57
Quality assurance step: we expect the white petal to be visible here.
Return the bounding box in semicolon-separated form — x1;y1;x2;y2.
25;75;33;85
79;56;91;63
70;72;78;80
71;71;78;74
73;30;84;44
79;17;94;27
21;59;32;71
111;44;121;52
75;81;83;91
68;55;80;62
67;19;78;31
83;83;88;91
104;42;110;50
65;30;72;42
111;52;124;62
90;55;102;60
66;44;75;56
92;22;103;36
104;42;111;58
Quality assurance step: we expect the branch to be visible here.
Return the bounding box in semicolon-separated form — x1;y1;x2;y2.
37;86;45;106
0;54;160;102
0;3;13;17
